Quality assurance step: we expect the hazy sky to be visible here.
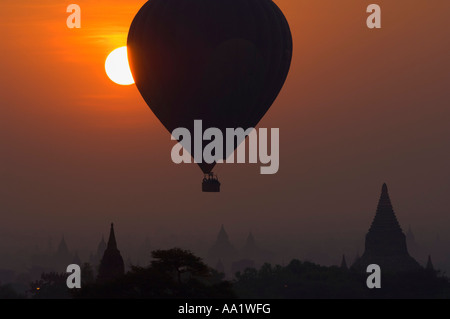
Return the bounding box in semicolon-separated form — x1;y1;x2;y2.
1;1;449;265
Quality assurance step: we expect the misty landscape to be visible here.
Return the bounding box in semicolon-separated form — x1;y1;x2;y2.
1;183;450;298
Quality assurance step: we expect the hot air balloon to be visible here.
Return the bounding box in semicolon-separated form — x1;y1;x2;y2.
127;0;292;192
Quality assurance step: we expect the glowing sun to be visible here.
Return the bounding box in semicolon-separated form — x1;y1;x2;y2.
105;46;134;85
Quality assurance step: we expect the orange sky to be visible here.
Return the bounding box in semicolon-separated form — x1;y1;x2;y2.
1;0;449;264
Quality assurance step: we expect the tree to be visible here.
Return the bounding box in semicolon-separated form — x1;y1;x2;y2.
151;248;210;284
30;272;71;299
75;247;236;298
233;259;450;299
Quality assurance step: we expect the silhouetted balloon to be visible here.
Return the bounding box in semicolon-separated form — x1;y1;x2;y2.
127;0;292;174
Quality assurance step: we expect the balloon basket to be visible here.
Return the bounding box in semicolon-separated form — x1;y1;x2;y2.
202;173;221;192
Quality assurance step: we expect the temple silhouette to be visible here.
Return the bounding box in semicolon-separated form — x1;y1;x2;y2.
89;235;106;269
352;183;421;272
340;255;348;270
54;236;71;270
207;225;238;276
207;225;275;277
97;223;125;282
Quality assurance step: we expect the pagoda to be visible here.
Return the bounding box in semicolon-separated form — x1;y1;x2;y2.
352;184;421;272
97;223;125;282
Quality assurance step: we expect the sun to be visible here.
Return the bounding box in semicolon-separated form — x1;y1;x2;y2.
105;46;134;85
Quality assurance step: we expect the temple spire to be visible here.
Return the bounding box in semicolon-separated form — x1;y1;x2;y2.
426;255;434;271
207;225;238;276
97;222;125;282
377;183;394;213
57;235;69;255
246;232;255;246
217;224;229;242
368;183;402;235
341;254;348;270
107;223;117;250
351;183;421;273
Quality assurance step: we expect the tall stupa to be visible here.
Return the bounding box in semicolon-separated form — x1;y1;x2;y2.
352;183;421;273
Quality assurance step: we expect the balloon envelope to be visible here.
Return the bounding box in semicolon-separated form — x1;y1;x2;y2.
128;0;292;173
